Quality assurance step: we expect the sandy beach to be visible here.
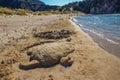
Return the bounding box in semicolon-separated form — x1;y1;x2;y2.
0;14;120;80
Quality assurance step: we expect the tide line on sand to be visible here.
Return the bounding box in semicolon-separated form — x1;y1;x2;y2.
69;17;95;42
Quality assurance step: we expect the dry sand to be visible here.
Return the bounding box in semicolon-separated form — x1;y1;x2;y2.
0;14;120;80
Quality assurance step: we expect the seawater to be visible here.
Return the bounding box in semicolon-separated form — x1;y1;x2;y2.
73;14;120;44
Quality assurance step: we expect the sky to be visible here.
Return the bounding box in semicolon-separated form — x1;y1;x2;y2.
41;0;82;6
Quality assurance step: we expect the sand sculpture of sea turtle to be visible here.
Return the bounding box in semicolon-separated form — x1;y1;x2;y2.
27;42;74;67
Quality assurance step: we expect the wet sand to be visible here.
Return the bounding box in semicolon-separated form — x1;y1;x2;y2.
83;30;120;58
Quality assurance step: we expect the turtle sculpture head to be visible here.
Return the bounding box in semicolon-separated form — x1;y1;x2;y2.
27;51;35;61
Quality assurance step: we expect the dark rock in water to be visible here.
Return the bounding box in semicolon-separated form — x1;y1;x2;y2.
34;29;73;39
27;42;74;67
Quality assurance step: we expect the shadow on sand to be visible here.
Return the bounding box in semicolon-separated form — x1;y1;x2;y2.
19;62;58;70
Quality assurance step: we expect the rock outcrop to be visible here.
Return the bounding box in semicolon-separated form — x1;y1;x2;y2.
89;0;120;14
61;0;120;14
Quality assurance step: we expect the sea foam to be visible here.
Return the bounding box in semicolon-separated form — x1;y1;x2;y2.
73;17;119;45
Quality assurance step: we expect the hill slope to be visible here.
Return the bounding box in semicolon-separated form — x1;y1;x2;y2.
61;0;120;14
0;0;120;14
0;0;58;11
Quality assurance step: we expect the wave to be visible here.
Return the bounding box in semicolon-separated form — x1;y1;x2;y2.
82;27;104;38
81;25;119;45
72;18;78;23
73;17;119;45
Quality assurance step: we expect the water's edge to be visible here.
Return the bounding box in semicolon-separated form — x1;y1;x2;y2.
72;17;120;58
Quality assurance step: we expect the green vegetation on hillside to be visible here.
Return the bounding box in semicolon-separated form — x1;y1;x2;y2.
0;6;71;16
61;0;120;14
0;7;32;15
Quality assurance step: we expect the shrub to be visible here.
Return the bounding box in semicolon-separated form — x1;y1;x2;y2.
15;9;28;15
0;7;14;15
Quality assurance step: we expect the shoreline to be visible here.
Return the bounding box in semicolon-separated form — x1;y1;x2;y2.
71;17;120;58
70;17;93;41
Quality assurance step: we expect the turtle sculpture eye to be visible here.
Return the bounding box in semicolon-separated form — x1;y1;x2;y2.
29;54;35;61
27;51;32;56
29;57;33;61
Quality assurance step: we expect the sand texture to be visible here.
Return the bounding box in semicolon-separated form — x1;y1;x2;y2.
0;15;120;80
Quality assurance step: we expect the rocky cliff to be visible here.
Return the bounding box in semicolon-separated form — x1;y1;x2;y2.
0;0;120;14
61;0;120;14
0;0;59;11
90;0;120;14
